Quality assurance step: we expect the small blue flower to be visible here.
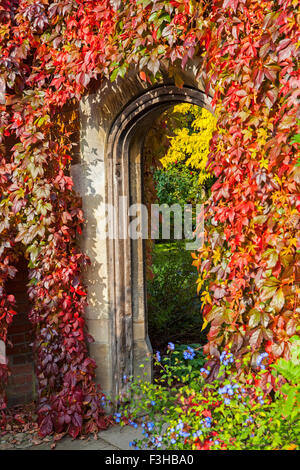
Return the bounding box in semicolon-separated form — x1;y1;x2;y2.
183;346;195;360
204;417;212;428
147;422;155;431
179;431;190;438
176;422;184;431
168;342;175;351
220;350;234;366
150;400;156;406
155;436;162;448
156;351;161;362
245;417;254;423
224;398;231;405
256;352;268;368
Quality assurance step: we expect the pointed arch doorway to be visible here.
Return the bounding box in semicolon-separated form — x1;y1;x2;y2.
73;77;213;400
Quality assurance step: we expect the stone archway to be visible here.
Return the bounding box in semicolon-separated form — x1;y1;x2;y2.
72;71;213;400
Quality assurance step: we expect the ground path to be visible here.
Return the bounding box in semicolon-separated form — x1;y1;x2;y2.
0;424;143;450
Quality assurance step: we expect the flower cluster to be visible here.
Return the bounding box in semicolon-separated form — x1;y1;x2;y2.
202;416;212;428
256;353;269;370
218;383;241;405
168;420;191;443
183;346;195;360
114;344;300;451
220;350;234;366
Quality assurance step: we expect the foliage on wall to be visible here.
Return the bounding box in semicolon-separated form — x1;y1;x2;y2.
0;0;299;435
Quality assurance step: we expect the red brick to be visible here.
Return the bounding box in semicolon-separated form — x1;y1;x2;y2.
11;383;32;394
9;375;28;386
9;364;32;375
5;258;36;407
7;323;31;335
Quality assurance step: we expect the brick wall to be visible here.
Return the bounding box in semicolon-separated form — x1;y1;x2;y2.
5;258;36;407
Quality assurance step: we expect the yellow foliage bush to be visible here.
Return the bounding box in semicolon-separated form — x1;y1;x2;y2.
160;104;217;184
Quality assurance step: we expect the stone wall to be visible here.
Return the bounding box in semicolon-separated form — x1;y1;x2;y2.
72;66;213;400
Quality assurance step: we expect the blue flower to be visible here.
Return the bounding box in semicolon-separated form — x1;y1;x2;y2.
256;352;268;368
183;346;195;360
129;419;138;429
204;417;212;428
155;351;161;362
218;383;235;396
155;436;163;448
179;430;190;438
224;398;231;405
176;421;184;431
220;350;234;366
200;368;209;375
147;422;155;431
168;342;175;351
150;400;156;406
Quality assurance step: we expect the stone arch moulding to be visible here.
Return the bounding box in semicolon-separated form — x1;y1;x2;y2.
72;79;213;402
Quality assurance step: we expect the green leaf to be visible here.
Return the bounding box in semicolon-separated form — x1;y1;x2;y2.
249;309;261;328
110;68;119;82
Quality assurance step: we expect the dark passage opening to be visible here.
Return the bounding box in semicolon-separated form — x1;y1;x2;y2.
142;103;216;354
6;258;35;407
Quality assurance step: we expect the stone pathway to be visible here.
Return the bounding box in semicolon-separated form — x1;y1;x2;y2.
0;424;144;451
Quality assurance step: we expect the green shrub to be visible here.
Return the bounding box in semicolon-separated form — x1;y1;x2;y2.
153;163;204;207
147;242;206;350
